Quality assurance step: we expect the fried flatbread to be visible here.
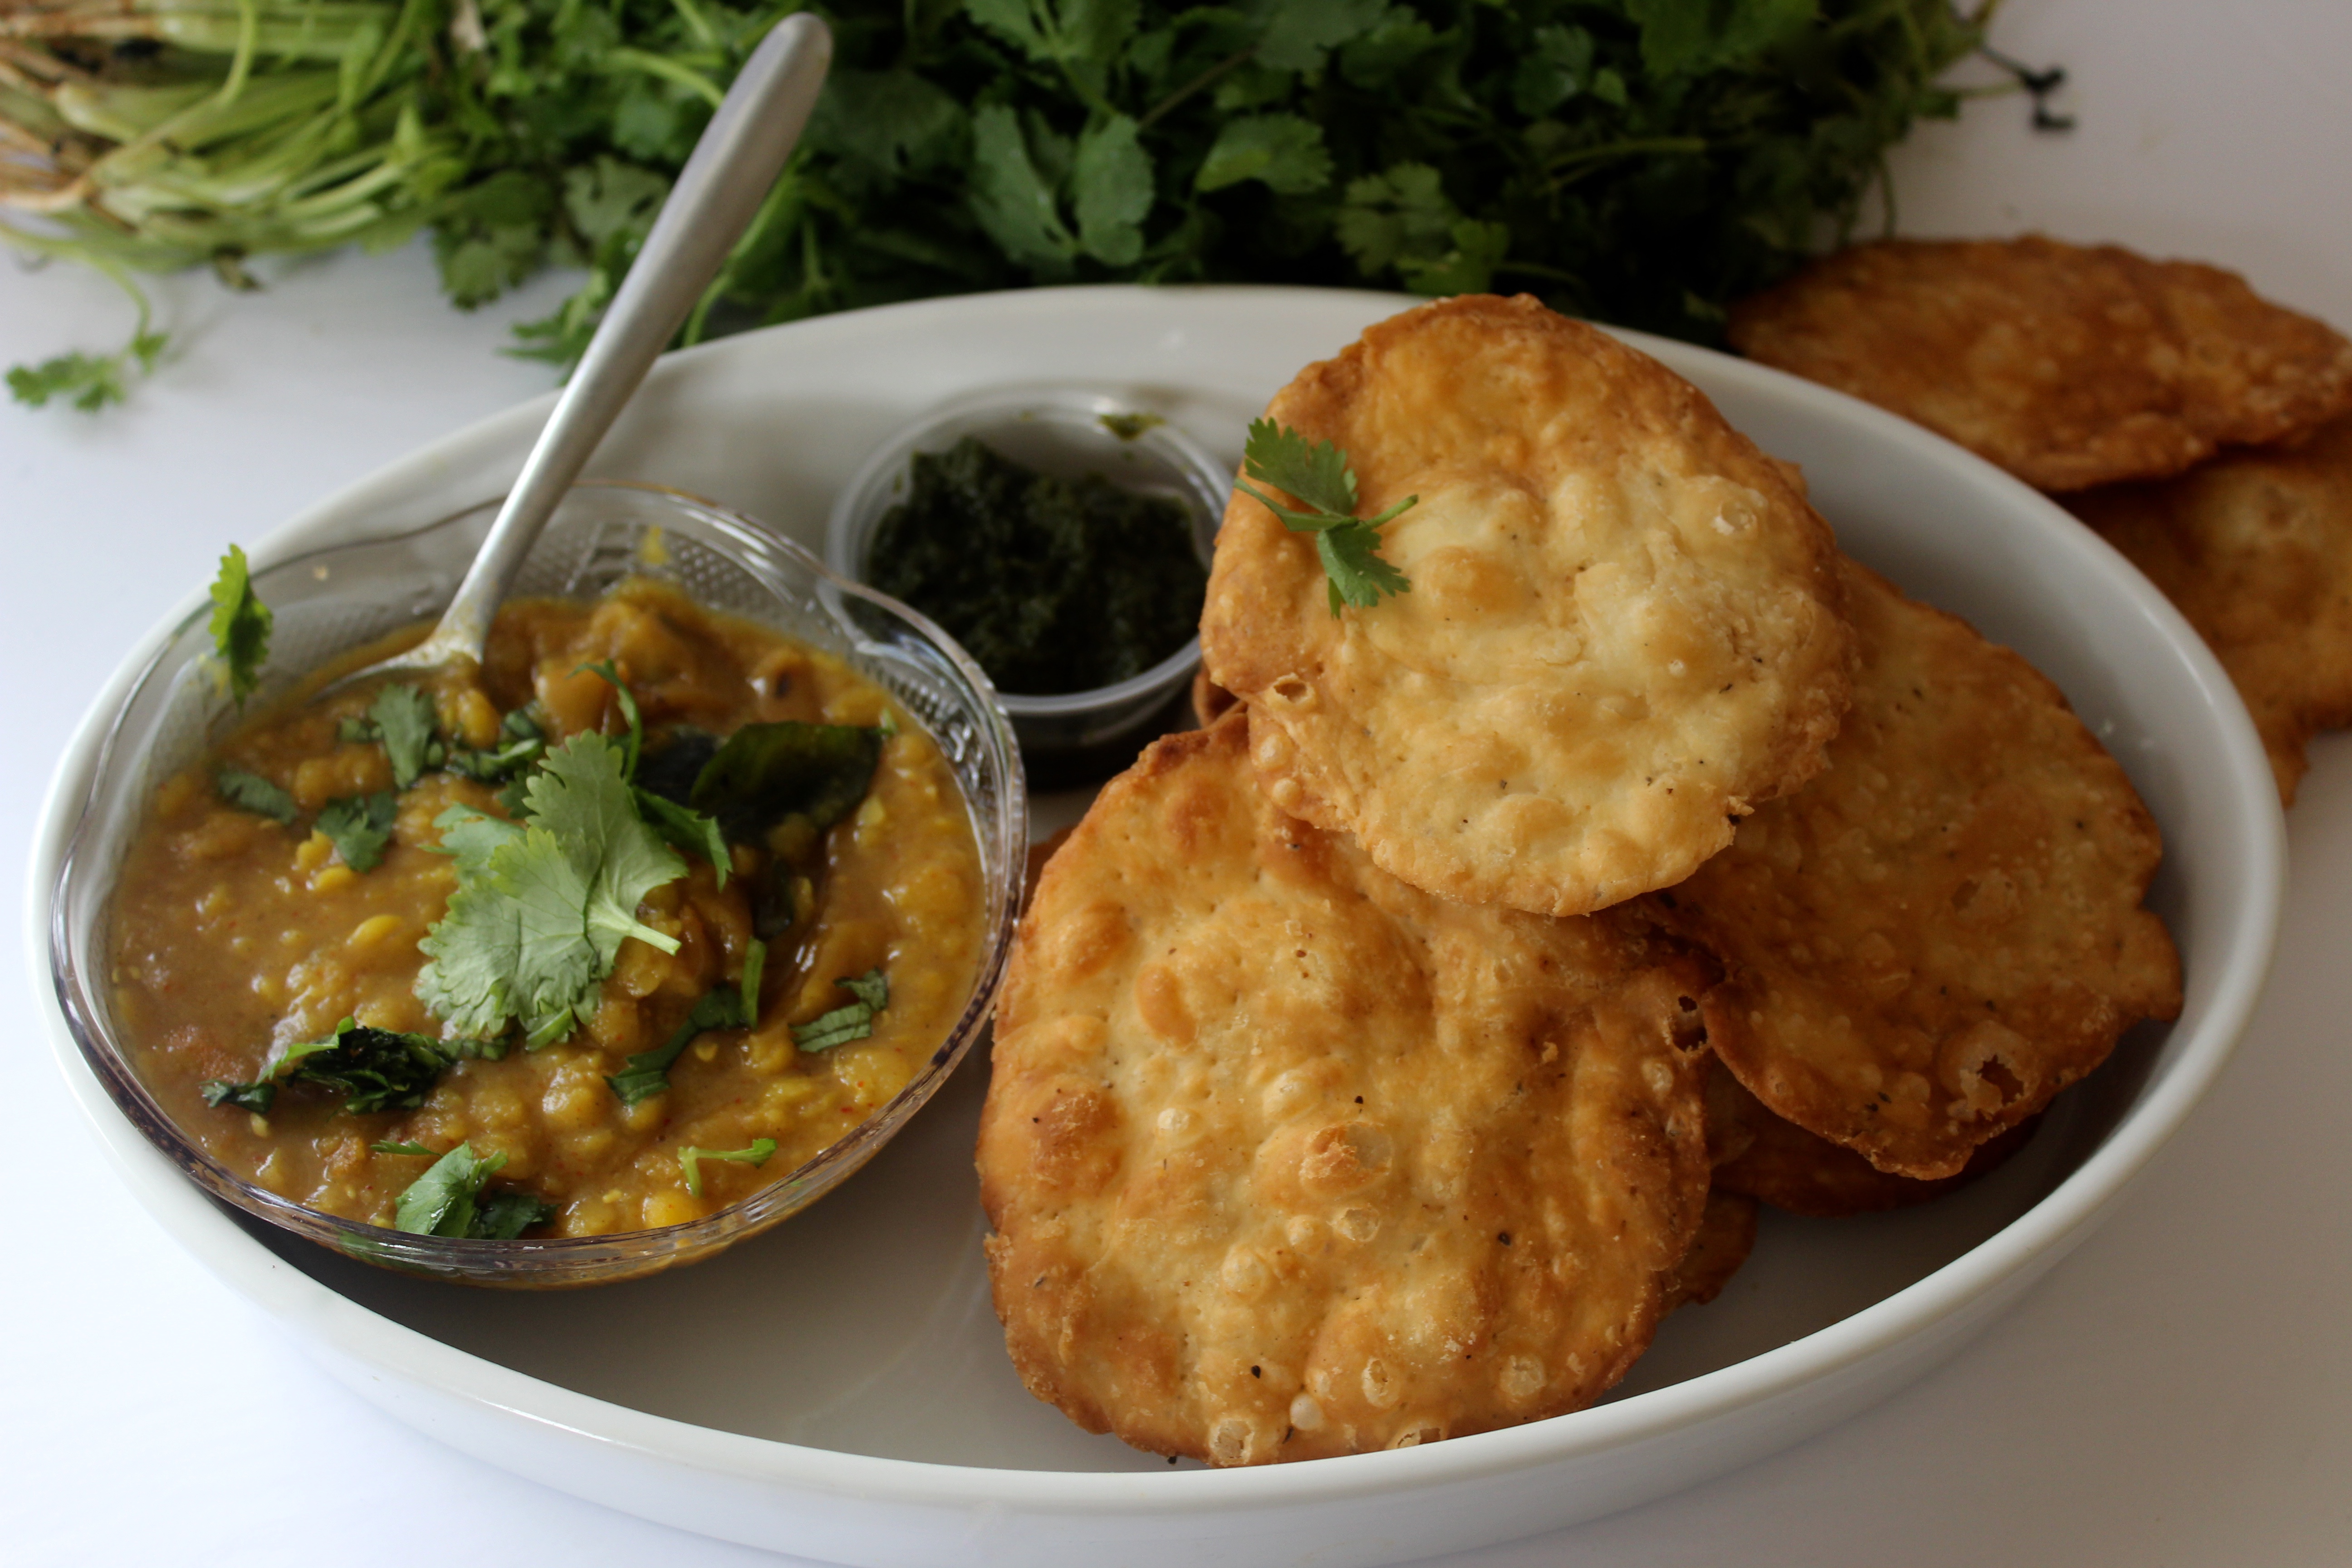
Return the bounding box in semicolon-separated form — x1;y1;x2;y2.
1707;1064;2036;1219
2066;414;2352;805
1727;236;2352;492
1642;562;2180;1180
1660;1189;1758;1311
1191;667;1240;728
1200;294;1853;917
978;713;1716;1465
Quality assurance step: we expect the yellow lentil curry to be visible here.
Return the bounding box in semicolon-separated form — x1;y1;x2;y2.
109;579;985;1237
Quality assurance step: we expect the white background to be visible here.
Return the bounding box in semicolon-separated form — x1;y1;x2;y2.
6;1;2350;1562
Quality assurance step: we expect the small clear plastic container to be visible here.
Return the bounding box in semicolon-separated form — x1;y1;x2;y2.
48;482;1025;1288
825;384;1232;780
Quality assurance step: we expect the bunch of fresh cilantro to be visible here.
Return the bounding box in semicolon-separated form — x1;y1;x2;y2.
3;0;1994;406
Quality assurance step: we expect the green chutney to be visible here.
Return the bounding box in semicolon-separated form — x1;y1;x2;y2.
865;436;1209;696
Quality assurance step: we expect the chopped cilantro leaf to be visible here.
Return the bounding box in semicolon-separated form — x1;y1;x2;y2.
472;1190;558;1239
1236;419;1416;617
369;683;440;789
206;545;272;707
392;1142;506;1236
316;790;397;872
680;1138;777;1198
337;715;380;745
577;660;643;779
372;1141;435;1156
201;1079;276;1114
415;734;684;1045
634;788;731;885
606;986;749;1106
215;767;296;825
790;967;889;1053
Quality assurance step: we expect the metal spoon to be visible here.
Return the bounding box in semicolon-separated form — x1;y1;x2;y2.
350;13;832;683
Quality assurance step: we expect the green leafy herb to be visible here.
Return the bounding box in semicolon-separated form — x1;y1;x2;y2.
8;325;166;412
214;767;296;826
680;1138;778;1198
740;937;767;1029
1236;419;1417;617
606;986;751;1107
391;1142;551;1238
1;2;1995;387
206;545;272;707
201;1079;277;1115
368;684;441;789
203;1016;500;1119
579;661;729;882
372;1141;436;1156
316;791;397;872
791;968;889;1053
415;734;686;1047
684;721;884;844
337;716;381;745
444;705;549;784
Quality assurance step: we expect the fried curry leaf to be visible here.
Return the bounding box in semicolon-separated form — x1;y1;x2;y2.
790;967;888;1053
206;544;272;706
680;1138;777;1198
1237;419;1416;617
415;734;685;1045
687;722;884;843
369;683;441;789
215;767;296;825
605;985;750;1106
316;790;397;872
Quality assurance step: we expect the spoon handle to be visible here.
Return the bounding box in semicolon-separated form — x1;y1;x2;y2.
415;14;834;665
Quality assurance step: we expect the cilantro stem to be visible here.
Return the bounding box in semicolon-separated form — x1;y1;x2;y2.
1137;44;1254;132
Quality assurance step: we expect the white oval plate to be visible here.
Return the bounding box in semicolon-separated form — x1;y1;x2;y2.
31;286;2282;1568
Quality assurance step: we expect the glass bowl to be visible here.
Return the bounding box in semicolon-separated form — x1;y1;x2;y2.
825;383;1232;780
47;481;1026;1288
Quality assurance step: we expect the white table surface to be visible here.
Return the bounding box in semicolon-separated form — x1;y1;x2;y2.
6;2;2348;1562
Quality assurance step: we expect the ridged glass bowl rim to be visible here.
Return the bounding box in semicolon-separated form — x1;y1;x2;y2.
823;382;1233;717
47;479;1027;1284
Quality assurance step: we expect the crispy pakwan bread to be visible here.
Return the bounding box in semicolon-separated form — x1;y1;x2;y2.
1191;667;1240;728
1660;1189;1759;1312
1727;236;2352;492
978;714;1716;1465
1706;1063;2036;1219
1642;562;2181;1180
1200;294;1853;917
2066;414;2352;805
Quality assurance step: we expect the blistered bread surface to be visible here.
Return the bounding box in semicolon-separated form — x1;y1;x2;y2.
977;715;1714;1464
1644;563;2180;1180
1200;294;1853;917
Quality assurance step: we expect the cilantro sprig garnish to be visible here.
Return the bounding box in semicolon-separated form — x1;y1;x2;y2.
791;969;889;1053
1235;420;1416;617
369;684;441;789
206;545;272;706
680;1139;778;1198
414;733;686;1049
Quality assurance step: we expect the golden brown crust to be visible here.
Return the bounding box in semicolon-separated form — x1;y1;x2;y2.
2066;414;2352;805
1706;1064;2037;1218
1641;562;2181;1180
978;714;1716;1464
1660;1188;1758;1311
1190;667;1241;728
1728;236;2352;491
1200;294;1855;917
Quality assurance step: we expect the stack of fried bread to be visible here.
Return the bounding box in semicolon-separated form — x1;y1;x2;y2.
1729;235;2352;804
977;294;2182;1466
